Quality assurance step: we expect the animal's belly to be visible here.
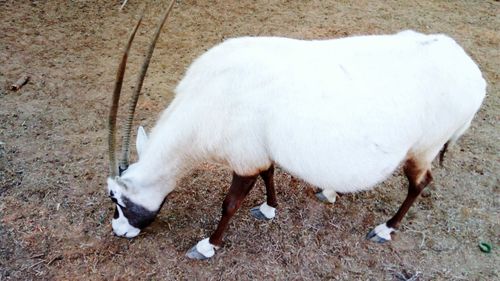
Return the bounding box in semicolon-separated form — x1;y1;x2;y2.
274;144;406;193
266;118;411;193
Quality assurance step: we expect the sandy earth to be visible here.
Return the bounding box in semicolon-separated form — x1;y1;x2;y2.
0;0;498;280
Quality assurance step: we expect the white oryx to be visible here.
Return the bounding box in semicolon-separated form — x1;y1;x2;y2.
106;1;486;260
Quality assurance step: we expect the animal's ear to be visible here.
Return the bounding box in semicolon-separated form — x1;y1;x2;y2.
136;126;148;159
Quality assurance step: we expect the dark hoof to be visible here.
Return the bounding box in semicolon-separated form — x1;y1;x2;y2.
366;229;389;244
250;206;271;220
186;245;210;260
315;191;330;203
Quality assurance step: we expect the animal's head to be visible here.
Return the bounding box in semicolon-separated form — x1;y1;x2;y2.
107;178;154;238
106;3;175;238
107;127;164;238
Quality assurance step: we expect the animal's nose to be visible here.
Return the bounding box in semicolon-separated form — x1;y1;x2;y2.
111;219;141;238
111;225;127;237
113;228;140;238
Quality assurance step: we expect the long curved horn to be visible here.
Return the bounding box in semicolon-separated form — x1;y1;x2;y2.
108;12;144;177
118;0;176;173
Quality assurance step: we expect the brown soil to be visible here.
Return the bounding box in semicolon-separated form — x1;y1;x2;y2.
0;0;498;280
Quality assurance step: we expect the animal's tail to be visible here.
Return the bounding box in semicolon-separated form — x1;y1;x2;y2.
438;141;449;167
439;119;473;167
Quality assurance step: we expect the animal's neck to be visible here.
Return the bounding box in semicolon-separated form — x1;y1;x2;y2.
122;107;200;200
128;145;191;197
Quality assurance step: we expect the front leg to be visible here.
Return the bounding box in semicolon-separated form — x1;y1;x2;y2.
186;172;258;260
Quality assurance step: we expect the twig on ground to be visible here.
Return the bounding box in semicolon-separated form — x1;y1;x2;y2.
47;255;63;266
30;253;46;259
10;75;30;91
407;229;427;249
29;260;45;269
120;0;129;11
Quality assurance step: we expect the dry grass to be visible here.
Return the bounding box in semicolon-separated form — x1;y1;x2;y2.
0;0;498;280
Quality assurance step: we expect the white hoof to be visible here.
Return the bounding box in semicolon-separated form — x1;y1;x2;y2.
186;238;217;260
366;223;395;243
250;202;276;220
315;190;337;204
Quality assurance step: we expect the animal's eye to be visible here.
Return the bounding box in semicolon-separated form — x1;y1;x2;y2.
109;196;126;209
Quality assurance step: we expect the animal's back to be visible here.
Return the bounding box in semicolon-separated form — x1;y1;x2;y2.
173;31;486;192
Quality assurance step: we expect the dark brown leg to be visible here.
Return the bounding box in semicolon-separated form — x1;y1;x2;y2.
367;158;433;243
209;173;258;246
386;160;433;229
249;165;278;220
260;164;277;208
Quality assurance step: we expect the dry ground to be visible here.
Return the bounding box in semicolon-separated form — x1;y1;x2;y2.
0;0;499;280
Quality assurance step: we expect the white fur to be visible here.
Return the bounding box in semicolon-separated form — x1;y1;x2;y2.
112;205;141;238
107;177;126;207
195;238;217;258
259;202;276;219
108;30;486;244
372;223;395;241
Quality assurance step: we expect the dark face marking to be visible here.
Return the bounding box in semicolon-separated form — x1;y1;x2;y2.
109;190;125;208
114;196;168;230
113;207;119;219
115;196;157;229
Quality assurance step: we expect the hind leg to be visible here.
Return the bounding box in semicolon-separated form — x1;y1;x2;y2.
367;157;433;243
315;189;338;204
250;165;278;220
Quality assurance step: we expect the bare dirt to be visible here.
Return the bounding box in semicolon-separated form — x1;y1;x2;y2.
0;0;498;280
